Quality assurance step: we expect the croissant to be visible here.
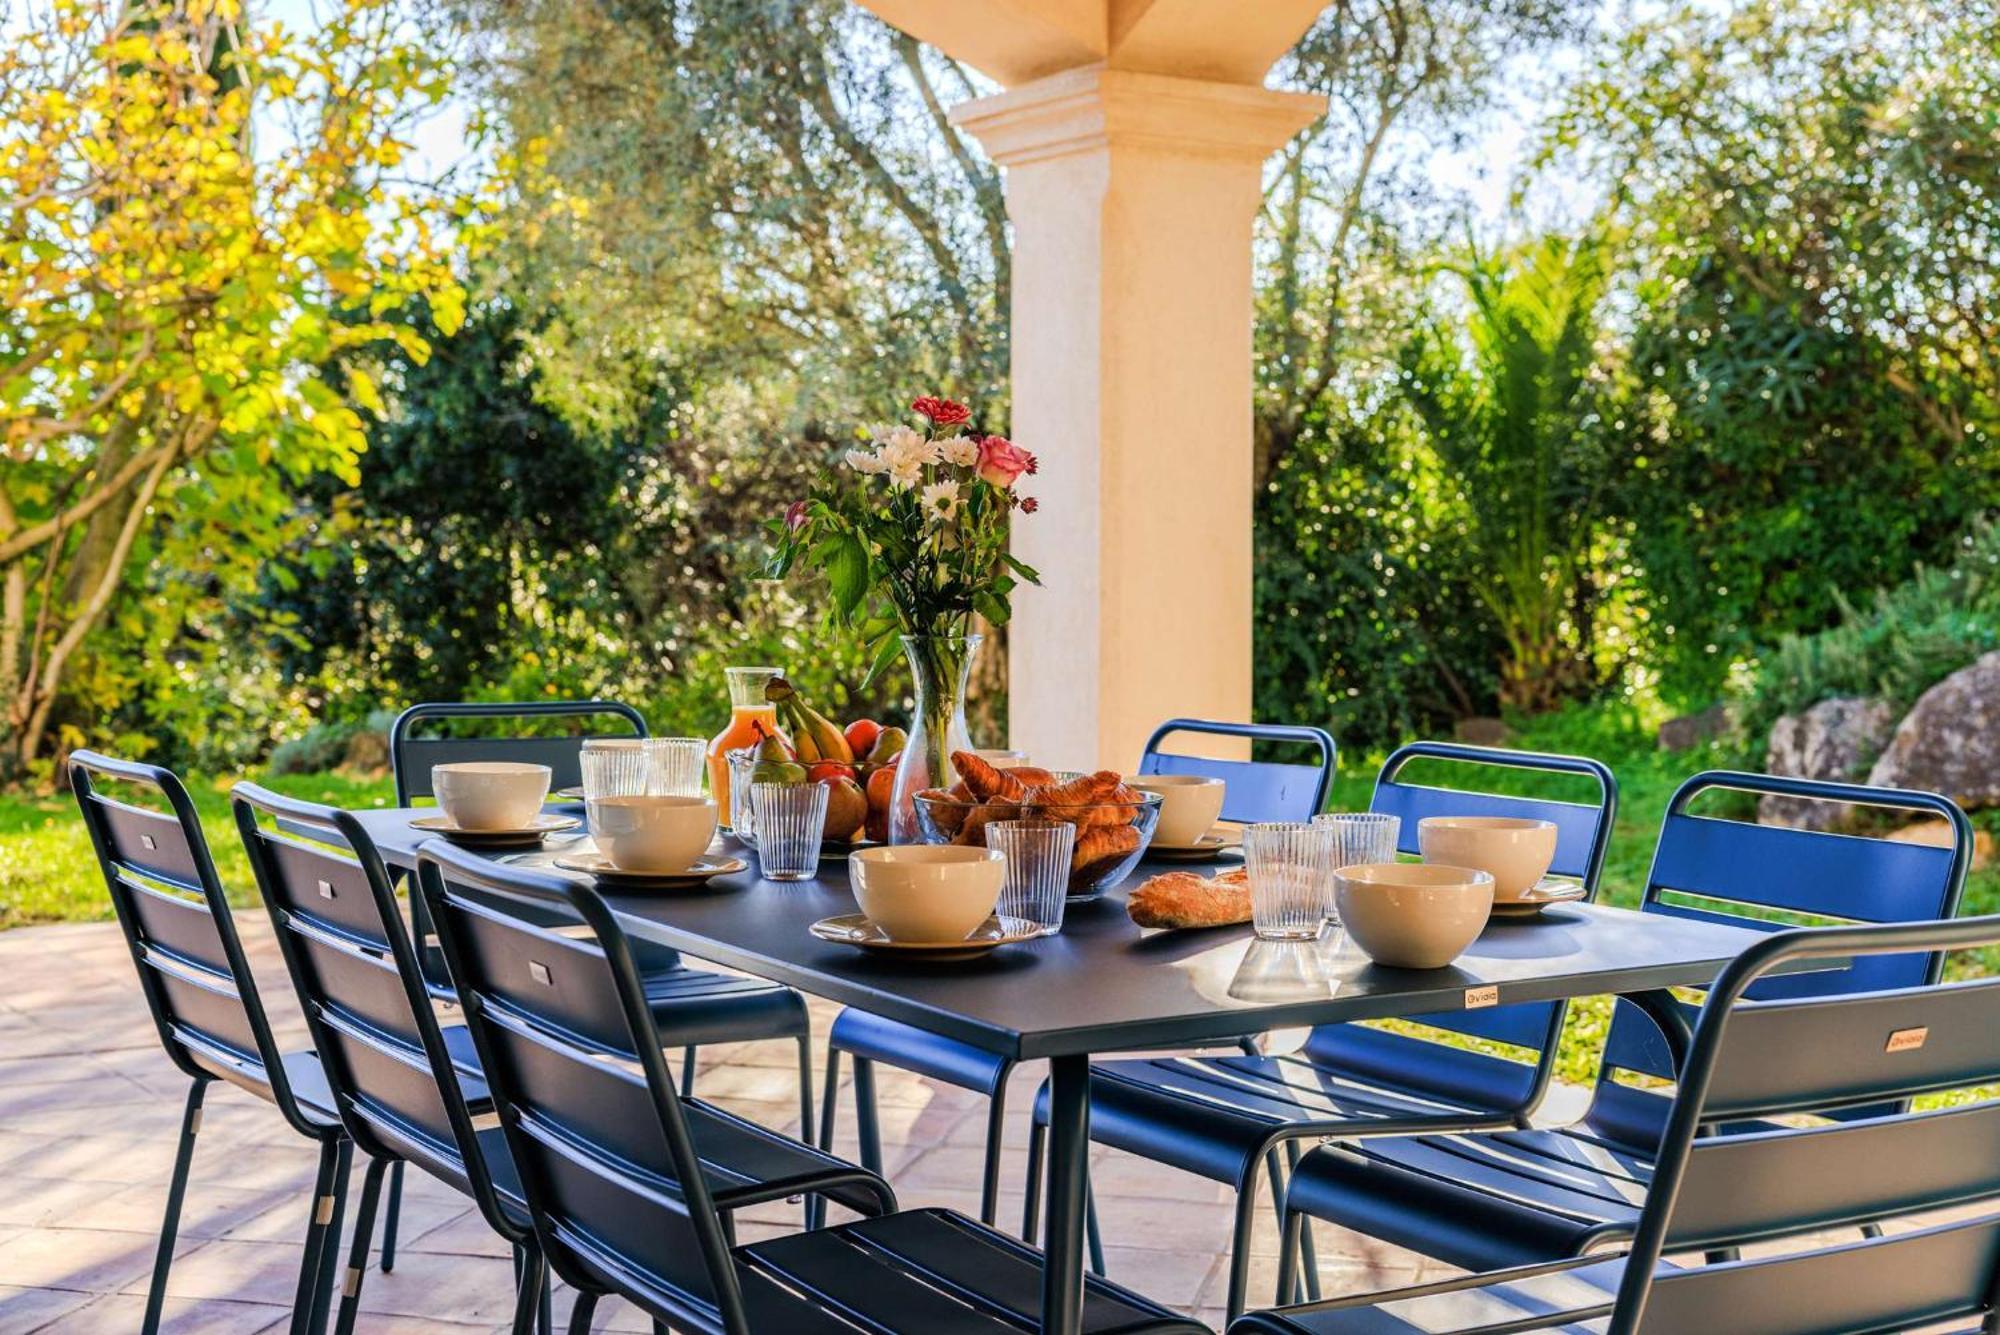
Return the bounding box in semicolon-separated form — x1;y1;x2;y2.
956;798;1020;847
1026;770;1132;828
918;787;967;836
952;751;1030;803
1071;822;1140;877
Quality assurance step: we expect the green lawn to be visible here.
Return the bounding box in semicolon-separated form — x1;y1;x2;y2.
0;769;394;929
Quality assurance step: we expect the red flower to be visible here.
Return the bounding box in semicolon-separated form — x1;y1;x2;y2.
784;500;808;532
910;396;971;428
1019;496;1039;514
975;435;1036;488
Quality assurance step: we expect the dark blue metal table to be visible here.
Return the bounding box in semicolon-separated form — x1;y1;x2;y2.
350;807;1785;1335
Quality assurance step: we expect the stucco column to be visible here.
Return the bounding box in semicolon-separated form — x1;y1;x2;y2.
954;67;1322;770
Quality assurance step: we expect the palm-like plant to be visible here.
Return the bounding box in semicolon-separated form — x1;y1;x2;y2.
1399;235;1610;712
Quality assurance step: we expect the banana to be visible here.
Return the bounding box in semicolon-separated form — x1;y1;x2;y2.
765;677;855;765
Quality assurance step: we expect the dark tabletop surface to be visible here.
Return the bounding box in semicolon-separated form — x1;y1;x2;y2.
354;806;1783;1061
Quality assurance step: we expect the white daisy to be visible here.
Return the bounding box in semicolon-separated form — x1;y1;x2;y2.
939;434;979;467
920;479;961;520
845;448;887;475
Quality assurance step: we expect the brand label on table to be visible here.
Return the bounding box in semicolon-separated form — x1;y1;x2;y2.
1464;985;1499;1009
1885;1026;1929;1053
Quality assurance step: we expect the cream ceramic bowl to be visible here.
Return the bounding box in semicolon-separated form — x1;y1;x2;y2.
1418;816;1558;901
1335;862;1495;969
849;845;1004;943
1125;774;1226;847
588;795;717;873
431;762;551;831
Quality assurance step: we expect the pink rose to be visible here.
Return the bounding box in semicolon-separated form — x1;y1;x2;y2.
975;435;1036;489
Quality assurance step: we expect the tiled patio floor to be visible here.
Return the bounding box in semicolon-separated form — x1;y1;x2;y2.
0;918;1457;1333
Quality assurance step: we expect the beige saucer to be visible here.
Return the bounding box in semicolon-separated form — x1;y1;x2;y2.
553;852;746;889
554;785;586;800
809;913;1039;960
1147;833;1240;864
411;813;578;847
1488;879;1588;918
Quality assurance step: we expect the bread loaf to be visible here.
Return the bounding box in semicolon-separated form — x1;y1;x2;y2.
1126;868;1252;930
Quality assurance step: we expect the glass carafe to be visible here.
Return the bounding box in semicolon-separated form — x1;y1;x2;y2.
707;665;783;828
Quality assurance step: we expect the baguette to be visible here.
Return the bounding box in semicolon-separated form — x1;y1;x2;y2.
1126;869;1252;930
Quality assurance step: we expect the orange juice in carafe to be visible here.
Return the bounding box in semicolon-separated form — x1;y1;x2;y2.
708;666;784;827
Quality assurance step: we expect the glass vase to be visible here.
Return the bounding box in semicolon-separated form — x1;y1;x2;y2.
889;632;981;845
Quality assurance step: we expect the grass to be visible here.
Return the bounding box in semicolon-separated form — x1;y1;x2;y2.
0;768;394;929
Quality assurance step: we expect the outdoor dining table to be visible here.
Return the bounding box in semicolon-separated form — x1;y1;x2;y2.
347;805;1804;1335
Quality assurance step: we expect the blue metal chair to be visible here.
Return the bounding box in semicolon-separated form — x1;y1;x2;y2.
69;752;351;1335
231;783;545;1334
419;844;1206;1335
389;699;816;1268
1026;741;1617;1321
1237;912;2000;1335
1278;769;1973;1290
816;718;1336;1246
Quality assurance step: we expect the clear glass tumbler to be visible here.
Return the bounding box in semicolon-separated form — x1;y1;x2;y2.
987;819;1076;935
581;739;650;803
1313;812;1401;927
1244;821;1332;941
646;737;709;797
751;781;827;882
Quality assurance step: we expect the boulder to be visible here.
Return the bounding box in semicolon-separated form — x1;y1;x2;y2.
342;727;390;774
1659;702;1731;753
1869;651;2000;810
1760;696;1898;830
1885;821;1995;872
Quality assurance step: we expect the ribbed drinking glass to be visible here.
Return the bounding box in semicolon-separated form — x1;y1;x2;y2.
646;738;708;797
1313;812;1401;927
751;782;827;882
987;819;1076;935
581;740;650;803
1244;821;1332;941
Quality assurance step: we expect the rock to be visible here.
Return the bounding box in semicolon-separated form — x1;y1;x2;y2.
1453;717;1512;747
1868;652;2000;810
1885;821;1995;871
1760;696;1898;830
1658;702;1731;752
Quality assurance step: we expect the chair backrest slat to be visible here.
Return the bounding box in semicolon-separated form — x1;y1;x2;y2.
390;700;647;804
1306;743;1617;1114
1588;771;1971;1150
232;783;517;1237
1137;719;1336;825
68;752;315;1129
417;844;753;1331
1598;916;2000;1334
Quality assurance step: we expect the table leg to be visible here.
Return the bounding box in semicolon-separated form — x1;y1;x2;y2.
1622;987;1694;1072
1040;1053;1090;1335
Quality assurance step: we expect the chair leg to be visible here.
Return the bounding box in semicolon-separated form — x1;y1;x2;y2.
1275;1204;1306;1306
509;1245;545;1335
794;1033;818;1227
379;1160;404;1272
811;1045;842;1230
851;1056;883;1174
568;1289;600;1335
681;1045;698;1096
143;1080;207;1335
303;1142;352;1335
1084;1176;1106;1276
1278;1141;1321;1302
291;1137;346;1335
1224;1155;1267;1323
1021;1118;1046;1242
332;1157;388;1335
978;1083;1009;1226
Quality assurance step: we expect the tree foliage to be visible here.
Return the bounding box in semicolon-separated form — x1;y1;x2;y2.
1543;0;2000;700
0;0;478;776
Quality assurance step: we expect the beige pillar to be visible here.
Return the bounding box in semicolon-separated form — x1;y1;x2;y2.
953;68;1322;770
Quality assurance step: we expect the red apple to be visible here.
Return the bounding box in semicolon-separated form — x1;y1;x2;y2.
806;760;858;786
844;718;883;760
822;777;868;842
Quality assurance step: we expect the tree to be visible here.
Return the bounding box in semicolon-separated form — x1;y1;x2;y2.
0;0;476;777
1542;0;2000;699
1398;234;1615;711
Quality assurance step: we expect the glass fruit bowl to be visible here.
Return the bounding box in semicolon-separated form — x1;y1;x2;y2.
912;775;1162;901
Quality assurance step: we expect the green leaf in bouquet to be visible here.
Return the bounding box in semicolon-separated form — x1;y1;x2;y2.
974;590;1011;626
1003;553;1042;584
860;633;903;689
827;532;870;619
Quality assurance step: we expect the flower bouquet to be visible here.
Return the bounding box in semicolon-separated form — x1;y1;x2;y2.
768;395;1040;843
